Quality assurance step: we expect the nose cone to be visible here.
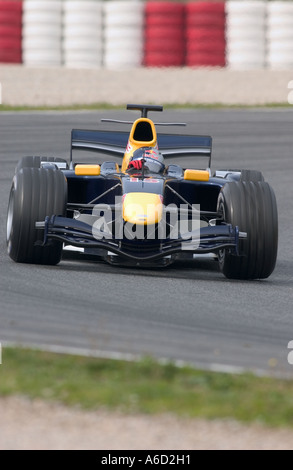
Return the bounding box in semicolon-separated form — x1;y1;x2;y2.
123;192;163;225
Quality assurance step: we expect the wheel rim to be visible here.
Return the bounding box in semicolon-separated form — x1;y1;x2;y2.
217;198;226;263
6;186;14;242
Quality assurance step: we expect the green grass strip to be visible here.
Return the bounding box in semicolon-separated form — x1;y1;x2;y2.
0;103;291;112
1;347;293;428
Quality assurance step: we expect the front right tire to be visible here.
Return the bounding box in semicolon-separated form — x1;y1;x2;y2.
217;181;278;279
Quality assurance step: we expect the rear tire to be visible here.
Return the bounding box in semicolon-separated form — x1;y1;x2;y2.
217;181;278;279
16;156;68;172
7;167;67;264
217;169;265;182
240;169;264;182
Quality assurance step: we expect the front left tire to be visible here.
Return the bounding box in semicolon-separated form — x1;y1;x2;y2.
7;166;67;264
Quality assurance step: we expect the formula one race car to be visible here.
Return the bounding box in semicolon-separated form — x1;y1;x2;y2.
6;104;278;279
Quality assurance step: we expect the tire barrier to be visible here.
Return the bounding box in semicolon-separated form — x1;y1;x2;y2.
267;1;293;69
62;1;103;68
144;1;185;67
2;1;293;69
103;1;144;69
0;0;22;63
186;1;226;67
22;0;62;66
225;0;266;69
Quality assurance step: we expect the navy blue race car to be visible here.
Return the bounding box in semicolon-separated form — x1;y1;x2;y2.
6;104;278;279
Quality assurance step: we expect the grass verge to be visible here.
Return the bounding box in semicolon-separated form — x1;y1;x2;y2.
1;347;293;429
0;103;291;112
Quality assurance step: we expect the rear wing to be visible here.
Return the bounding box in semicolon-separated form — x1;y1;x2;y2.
70;129;212;168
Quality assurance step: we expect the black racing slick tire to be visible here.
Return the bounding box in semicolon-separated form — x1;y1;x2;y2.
217;181;278;280
219;169;265;182
6;167;67;264
240;169;264;182
15;156;68;172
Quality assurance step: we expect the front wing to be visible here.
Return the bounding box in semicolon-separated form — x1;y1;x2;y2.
36;216;245;262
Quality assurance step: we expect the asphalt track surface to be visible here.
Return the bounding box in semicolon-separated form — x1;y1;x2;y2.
0;109;293;378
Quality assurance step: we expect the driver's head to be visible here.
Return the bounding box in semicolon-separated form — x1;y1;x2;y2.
130;147;165;173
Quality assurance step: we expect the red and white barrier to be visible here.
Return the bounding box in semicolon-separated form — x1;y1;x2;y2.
103;1;144;69
267;1;293;69
144;1;185;67
225;1;266;69
1;0;293;70
62;1;103;68
22;0;62;66
186;1;226;67
0;0;22;63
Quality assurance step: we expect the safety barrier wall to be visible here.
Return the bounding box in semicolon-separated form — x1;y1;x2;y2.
226;1;266;69
185;1;226;67
0;0;22;63
63;1;103;68
1;0;293;69
144;2;185;66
